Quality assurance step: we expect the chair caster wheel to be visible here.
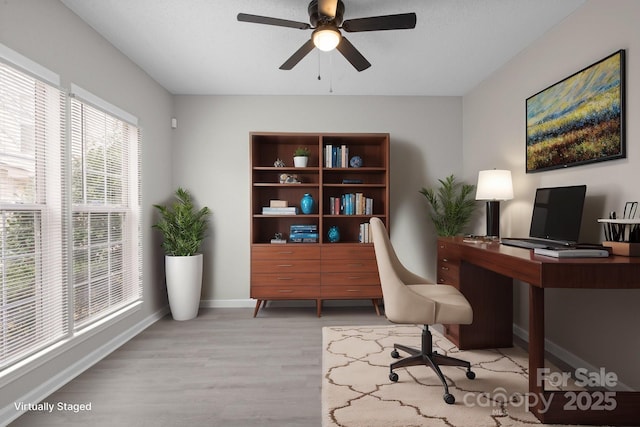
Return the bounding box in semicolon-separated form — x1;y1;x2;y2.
466;370;476;380
443;393;455;404
391;350;400;359
389;372;399;382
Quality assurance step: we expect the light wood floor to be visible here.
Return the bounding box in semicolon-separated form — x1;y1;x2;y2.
12;306;390;426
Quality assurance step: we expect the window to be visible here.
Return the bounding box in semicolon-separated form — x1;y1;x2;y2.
1;58;67;368
1;47;141;371
69;95;141;328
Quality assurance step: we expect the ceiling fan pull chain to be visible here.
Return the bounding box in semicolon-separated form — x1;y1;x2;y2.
317;49;322;81
330;54;334;93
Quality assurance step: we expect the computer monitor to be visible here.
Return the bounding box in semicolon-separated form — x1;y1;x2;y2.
529;185;587;243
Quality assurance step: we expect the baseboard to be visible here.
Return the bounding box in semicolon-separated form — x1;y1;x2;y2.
199;299;256;308
512;324;632;392
1;306;169;426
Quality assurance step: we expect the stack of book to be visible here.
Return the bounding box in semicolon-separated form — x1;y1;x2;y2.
358;222;371;243
329;193;373;215
324;144;349;168
289;224;318;243
262;200;298;215
533;247;610;258
262;206;297;215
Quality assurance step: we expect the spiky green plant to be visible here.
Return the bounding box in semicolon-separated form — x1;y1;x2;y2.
293;146;310;157
419;175;476;237
153;188;211;256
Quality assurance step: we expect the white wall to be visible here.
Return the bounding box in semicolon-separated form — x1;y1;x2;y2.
172;95;462;302
0;0;173;419
463;0;640;388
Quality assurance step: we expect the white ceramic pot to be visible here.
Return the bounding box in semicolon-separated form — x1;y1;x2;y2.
165;254;203;321
293;156;308;167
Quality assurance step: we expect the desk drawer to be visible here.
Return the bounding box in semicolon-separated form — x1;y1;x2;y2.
437;240;461;255
437;239;461;285
437;260;460;285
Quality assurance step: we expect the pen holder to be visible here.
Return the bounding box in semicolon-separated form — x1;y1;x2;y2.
598;218;640;256
602;241;640;256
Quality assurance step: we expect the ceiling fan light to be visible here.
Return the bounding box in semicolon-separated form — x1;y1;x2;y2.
313;27;341;51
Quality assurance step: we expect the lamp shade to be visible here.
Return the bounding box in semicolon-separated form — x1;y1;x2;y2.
475;170;514;201
312;26;341;51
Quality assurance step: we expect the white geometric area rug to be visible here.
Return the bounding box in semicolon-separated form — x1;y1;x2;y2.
322;325;589;427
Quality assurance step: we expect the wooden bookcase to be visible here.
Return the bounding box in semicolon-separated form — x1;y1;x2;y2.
250;132;390;316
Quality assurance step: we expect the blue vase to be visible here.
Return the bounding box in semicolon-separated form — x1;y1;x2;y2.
300;193;314;214
327;225;340;243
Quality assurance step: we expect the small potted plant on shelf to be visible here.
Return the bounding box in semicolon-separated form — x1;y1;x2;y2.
419;175;476;237
153;188;211;321
293;146;310;167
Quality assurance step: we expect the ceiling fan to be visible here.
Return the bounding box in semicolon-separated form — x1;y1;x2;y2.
237;0;417;72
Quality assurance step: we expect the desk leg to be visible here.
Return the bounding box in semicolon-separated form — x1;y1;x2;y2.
528;286;545;410
527;285;640;425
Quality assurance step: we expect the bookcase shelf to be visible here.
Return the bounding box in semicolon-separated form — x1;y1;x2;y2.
249;131;390;317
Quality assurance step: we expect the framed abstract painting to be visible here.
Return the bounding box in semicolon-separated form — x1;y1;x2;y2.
526;49;625;173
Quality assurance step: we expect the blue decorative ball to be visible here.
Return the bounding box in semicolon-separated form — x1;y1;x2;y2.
349;155;363;168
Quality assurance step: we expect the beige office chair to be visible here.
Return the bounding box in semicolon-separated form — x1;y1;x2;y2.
369;217;475;404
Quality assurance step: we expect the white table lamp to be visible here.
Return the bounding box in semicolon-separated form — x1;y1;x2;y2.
475;169;513;237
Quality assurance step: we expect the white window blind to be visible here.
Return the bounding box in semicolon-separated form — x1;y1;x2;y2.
1;47;142;371
0;60;68;368
69;95;141;328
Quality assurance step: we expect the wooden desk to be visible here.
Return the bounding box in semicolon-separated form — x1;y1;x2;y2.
437;237;640;425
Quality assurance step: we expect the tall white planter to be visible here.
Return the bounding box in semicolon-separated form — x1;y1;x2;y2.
165;254;203;321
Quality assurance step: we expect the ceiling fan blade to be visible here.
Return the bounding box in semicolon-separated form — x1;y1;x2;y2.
318;0;338;19
237;13;310;30
336;37;371;72
342;13;417;32
279;39;316;70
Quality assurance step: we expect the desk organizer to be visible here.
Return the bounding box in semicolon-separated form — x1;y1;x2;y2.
598;218;640;256
602;241;640;256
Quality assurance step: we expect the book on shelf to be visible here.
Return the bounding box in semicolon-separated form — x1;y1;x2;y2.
290;238;318;243
329;194;373;215
289;223;318;243
290;224;317;233
358;222;371;243
533;247;610;258
270;238;287;244
324;144;349;168
288;232;319;238
342;179;363;184
262;207;298;215
269;200;288;208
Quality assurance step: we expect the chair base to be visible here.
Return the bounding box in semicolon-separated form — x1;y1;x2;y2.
389;325;475;404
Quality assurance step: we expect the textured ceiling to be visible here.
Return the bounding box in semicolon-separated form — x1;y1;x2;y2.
60;0;586;96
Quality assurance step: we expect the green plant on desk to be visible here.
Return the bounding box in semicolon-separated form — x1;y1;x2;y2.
420;174;476;237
